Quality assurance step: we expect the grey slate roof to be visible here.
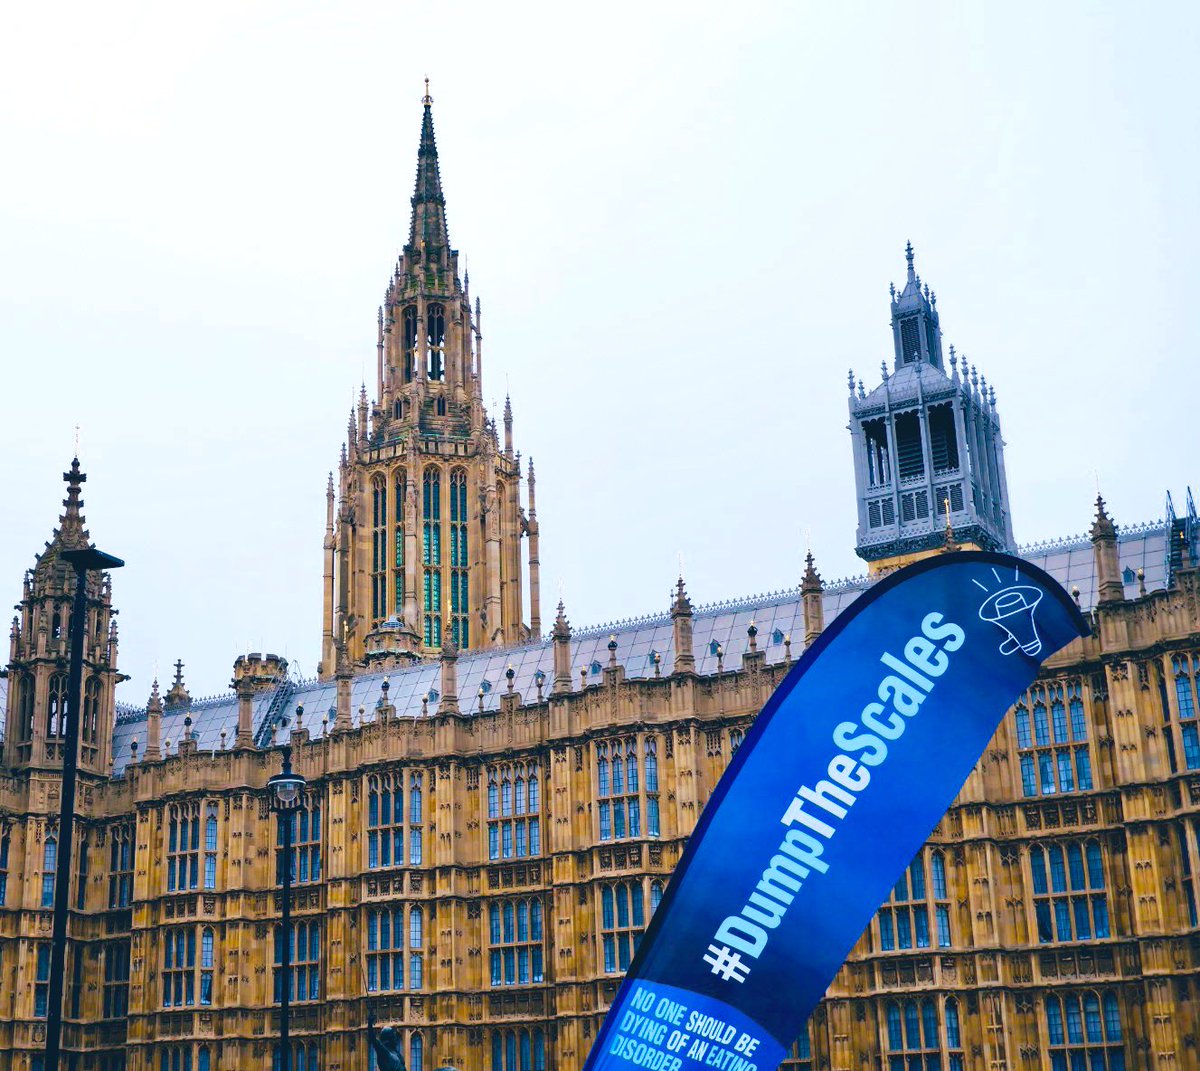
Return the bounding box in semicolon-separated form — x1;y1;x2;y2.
1;521;1174;766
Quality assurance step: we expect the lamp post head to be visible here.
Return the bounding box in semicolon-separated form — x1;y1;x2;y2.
268;745;307;813
60;547;125;572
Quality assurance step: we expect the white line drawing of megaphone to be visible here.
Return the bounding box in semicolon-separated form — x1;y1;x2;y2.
978;585;1043;656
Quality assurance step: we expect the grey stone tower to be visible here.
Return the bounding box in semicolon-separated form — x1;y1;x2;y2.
848;244;1015;572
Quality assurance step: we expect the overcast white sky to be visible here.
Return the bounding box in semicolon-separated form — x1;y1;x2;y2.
2;2;1198;701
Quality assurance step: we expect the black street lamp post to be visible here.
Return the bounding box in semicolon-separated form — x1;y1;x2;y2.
45;546;124;1071
268;743;307;1071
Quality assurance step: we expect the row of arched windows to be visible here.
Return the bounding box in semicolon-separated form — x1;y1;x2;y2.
5;671;106;748
879;850;951;951
1015;680;1092;797
599;879;664;974
489;898;544;985
487;762;541;861
365;905;424;991
162;925;215;1007
398;303;447;383
596;737;660;841
368;465;473;650
366;771;424;868
491;1029;545;1071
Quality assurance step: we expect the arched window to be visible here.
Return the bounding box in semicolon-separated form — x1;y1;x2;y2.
402;306;418;382
422;468;442;647
426;303;445;381
83;676;101;743
449;469;470;649
1045;991;1124;1068
200;927;214;1005
409;906;423;948
204;804;218;890
435;396;446;416
198;1049;210;1071
944;998;965;1069
650;880;664;914
1029;840;1109;943
410;1034;424;1071
47;673;68;737
371;475;388;625
0;828;9;906
409;772;423;864
17;673;34;742
394;468;407;615
1172;654;1200;768
42;836;57;907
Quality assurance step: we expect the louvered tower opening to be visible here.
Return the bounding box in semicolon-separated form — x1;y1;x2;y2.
894;412;924;480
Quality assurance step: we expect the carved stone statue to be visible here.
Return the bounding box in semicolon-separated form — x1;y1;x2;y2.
367;1007;406;1071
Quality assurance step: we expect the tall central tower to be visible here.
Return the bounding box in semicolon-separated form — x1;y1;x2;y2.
320;89;540;676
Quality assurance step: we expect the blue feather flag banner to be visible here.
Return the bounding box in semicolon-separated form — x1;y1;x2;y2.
583;551;1088;1071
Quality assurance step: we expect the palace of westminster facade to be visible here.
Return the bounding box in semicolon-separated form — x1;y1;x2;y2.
1;96;1199;1071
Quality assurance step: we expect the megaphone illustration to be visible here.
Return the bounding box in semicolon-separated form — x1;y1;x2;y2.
978;585;1043;656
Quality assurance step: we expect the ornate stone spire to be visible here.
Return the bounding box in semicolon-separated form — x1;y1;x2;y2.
801;553;825;648
527;457;542;637
165;659;190;711
671;577;696;674
409;82;450;255
144;679;163;761
1091;494;1124;604
552;600;572;696
56;457;89;551
438;638;460;714
32;457;91;587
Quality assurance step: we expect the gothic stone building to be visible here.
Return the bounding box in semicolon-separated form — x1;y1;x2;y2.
1;96;1199;1071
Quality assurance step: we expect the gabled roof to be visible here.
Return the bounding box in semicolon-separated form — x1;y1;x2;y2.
95;519;1171;773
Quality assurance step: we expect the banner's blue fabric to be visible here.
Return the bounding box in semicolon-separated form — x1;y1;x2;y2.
583;551;1088;1071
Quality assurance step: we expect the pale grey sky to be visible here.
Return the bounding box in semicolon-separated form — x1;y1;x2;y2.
2;2;1197;701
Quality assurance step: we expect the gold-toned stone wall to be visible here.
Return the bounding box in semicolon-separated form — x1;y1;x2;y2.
1;565;1198;1071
